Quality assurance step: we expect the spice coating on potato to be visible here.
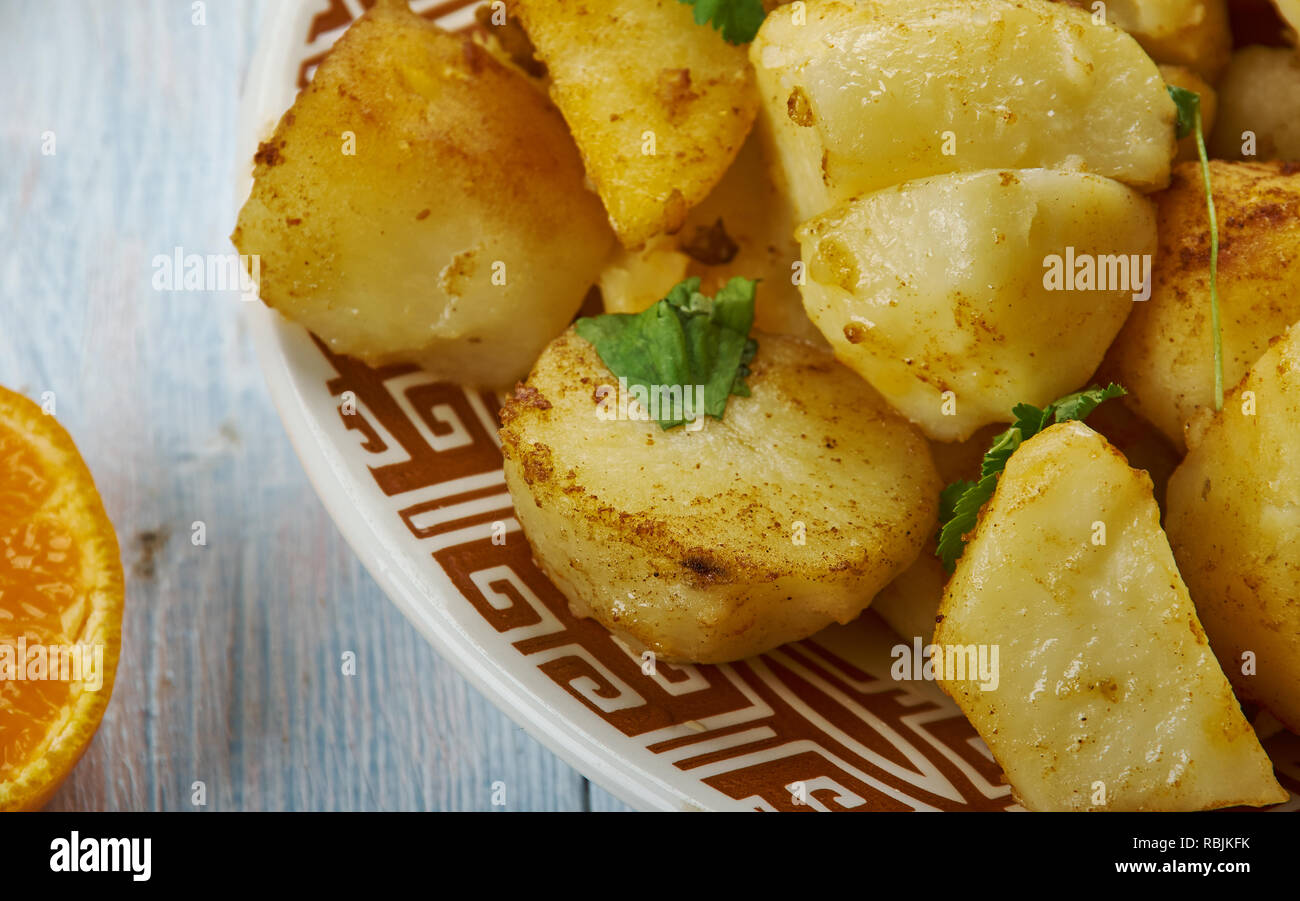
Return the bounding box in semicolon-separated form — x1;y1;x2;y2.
232;0;613;387
1100;160;1300;449
798;168;1155;441
499;330;940;663
935;421;1285;811
1166;325;1300;734
512;0;759;248
752;0;1175;224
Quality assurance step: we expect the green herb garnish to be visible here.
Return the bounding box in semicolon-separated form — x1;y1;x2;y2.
1167;84;1224;410
678;0;766;44
574;277;758;430
935;384;1127;572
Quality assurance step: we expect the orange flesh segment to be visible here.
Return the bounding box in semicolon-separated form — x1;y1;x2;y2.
0;423;85;783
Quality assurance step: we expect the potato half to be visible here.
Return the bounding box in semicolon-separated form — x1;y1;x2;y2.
1103;0;1231;83
1210;47;1300;161
500;330;940;663
935;421;1285;811
512;0;759;248
798;168;1156;441
231;0;613;387
1166;324;1300;734
1101;160;1300;449
751;0;1175;223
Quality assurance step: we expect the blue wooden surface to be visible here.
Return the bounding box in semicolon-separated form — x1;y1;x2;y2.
0;0;634;812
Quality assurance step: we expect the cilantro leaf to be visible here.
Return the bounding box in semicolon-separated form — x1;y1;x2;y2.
574;277;759;430
1050;383;1127;423
1167;84;1200;141
678;0;766;44
934;384;1128;572
936;474;998;574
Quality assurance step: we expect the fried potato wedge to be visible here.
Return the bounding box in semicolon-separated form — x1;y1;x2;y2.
1210;47;1300;161
798;168;1155;441
512;0;759;248
1104;0;1231;83
231;0;613;388
751;0;1175;223
1100;160;1300;449
935;421;1285;811
500;331;940;663
1166;324;1300;734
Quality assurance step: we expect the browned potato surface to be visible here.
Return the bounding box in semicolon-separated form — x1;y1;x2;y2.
500;330;940;663
232;0;613;387
512;0;759;248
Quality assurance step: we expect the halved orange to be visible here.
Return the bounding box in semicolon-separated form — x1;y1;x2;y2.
0;386;123;810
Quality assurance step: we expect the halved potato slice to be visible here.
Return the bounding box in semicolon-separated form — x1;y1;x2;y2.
512;0;759;248
797;168;1156;441
500;330;940;663
1104;0;1231;83
1100;160;1300;450
935;421;1285;811
751;0;1175;223
231;0;613;387
1166;324;1300;734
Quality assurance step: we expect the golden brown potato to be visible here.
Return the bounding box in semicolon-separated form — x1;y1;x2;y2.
500;330;940;663
597;135;823;343
231;0;613;388
1166;324;1300;734
1100;160;1300;449
797;168;1156;441
1158;65;1218;163
752;0;1175;223
1103;0;1231;83
935;421;1285;811
512;0;759;248
1210;47;1300;161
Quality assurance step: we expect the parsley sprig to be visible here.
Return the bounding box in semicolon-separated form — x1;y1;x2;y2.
1168;84;1224;410
935;384;1127;572
574;277;758;430
678;0;766;44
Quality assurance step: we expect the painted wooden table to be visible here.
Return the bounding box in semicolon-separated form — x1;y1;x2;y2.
0;0;632;812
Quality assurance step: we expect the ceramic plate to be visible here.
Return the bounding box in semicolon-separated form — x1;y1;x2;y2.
237;0;1300;812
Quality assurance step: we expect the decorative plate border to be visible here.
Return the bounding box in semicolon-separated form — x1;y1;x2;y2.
237;0;1300;811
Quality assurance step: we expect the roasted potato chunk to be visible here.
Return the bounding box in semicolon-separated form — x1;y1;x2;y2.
751;0;1175;223
1210;47;1300;161
231;0;613;388
598;135;822;343
512;0;759;248
1103;0;1231;83
1101;160;1300;449
798;168;1156;441
935;421;1286;811
500;331;941;663
1166;324;1300;734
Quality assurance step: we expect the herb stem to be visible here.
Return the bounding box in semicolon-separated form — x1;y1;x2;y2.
1193;106;1223;410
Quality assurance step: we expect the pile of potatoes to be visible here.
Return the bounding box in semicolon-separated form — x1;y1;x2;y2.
233;0;1300;810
